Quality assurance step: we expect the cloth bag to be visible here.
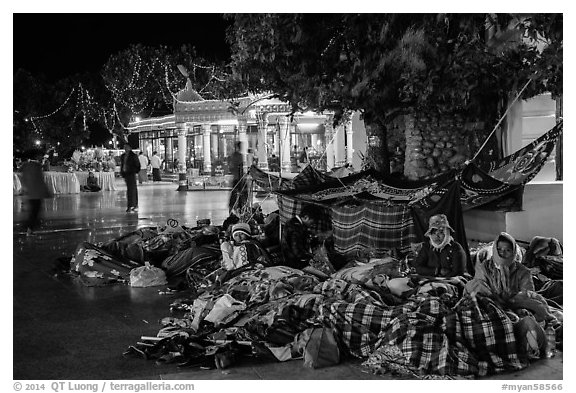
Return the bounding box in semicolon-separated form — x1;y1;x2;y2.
294;327;340;369
130;262;167;287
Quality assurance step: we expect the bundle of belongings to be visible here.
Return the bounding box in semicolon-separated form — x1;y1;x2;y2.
65;211;561;378
69;219;223;287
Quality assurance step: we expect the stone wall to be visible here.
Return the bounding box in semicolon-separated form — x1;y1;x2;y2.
400;113;484;180
385;115;407;175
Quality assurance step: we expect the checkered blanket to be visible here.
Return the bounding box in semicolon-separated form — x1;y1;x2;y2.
310;278;527;377
331;201;417;255
276;194;333;232
356;294;528;377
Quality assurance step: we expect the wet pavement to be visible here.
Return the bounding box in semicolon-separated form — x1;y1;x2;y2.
11;180;563;382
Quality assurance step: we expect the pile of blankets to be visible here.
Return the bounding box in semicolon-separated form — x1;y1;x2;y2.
67;222;563;379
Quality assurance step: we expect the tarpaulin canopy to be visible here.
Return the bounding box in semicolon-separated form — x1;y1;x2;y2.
259;122;562;257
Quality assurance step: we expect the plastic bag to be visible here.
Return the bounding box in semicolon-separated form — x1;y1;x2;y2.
130;262;167;287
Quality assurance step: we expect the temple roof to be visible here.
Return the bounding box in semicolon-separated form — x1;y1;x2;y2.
175;79;204;103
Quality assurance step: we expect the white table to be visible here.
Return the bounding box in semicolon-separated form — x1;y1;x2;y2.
74;171;117;191
13;173;22;195
42;172;80;194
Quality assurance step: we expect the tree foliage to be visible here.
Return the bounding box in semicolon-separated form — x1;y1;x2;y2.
100;44;243;140
14;43;240;155
227;13;561;121
13;69;94;156
225;13;562;174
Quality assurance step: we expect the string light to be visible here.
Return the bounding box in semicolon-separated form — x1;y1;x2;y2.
23;50;244;147
29;86;77;122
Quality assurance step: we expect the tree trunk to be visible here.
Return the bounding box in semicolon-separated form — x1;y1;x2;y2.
555;95;563;181
363;112;390;176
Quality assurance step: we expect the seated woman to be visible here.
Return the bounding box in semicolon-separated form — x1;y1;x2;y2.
465;232;557;324
466;232;532;296
412;214;467;278
81;172;102;192
465;232;561;359
220;223;271;271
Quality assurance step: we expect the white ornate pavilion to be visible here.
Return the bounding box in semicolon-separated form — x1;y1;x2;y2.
127;83;356;188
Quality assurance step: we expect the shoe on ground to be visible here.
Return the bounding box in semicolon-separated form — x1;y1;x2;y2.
126;208;133;213
132;207;139;213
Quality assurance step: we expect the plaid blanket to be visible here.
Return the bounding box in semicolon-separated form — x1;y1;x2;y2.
331;201;416;255
316;279;417;357
276;194;333;232
361;295;528;377
311;278;527;377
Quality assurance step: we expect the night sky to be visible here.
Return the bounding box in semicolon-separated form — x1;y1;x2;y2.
13;13;232;81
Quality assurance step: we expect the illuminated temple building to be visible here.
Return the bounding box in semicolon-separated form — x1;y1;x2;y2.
127;82;363;183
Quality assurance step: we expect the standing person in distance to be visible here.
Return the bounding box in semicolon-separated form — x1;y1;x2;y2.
150;151;162;182
246;148;255;168
138;152;149;184
228;141;244;213
20;150;52;235
298;146;309;171
120;143;141;213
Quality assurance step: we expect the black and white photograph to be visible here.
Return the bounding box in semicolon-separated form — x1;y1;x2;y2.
10;6;567;390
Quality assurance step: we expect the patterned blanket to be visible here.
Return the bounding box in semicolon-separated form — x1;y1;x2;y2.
250;164;332;192
359;294;527;377
132;265;535;378
330;201;417;255
276;194;333;232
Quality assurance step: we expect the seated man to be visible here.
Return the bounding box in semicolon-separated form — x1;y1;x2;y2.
81;172;102;192
412;214;467;277
280;204;322;269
